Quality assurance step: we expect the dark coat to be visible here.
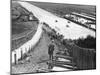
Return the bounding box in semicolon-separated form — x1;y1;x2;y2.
48;44;55;55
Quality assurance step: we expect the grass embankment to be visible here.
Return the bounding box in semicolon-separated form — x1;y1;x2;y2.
43;23;96;70
12;23;37;51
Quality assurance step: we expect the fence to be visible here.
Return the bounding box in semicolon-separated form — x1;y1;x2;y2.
12;23;43;64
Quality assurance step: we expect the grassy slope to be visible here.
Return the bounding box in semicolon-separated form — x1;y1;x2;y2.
12;21;38;40
43;24;96;70
12;21;38;51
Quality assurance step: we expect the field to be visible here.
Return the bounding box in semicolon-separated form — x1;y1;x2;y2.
28;1;96;17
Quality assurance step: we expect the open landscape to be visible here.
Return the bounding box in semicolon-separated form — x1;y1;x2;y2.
11;1;96;74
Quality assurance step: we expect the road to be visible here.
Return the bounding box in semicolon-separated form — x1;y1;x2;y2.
18;1;95;40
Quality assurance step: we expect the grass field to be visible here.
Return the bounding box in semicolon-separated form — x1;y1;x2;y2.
28;1;96;17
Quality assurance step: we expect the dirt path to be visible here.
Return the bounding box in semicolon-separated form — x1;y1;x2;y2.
12;31;59;74
29;31;58;63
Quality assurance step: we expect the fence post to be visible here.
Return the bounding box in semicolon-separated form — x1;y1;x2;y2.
14;53;16;65
25;48;27;53
28;46;31;53
21;49;23;60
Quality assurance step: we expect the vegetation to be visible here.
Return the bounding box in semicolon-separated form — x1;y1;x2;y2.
62;39;96;70
74;35;96;49
43;23;96;70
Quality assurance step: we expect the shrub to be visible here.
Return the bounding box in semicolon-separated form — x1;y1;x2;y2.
74;35;96;49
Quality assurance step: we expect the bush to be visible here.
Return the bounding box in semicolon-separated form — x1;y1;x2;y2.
62;38;96;70
74;35;96;49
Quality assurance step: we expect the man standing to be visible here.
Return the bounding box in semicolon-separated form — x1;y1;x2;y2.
48;40;55;60
48;40;55;69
